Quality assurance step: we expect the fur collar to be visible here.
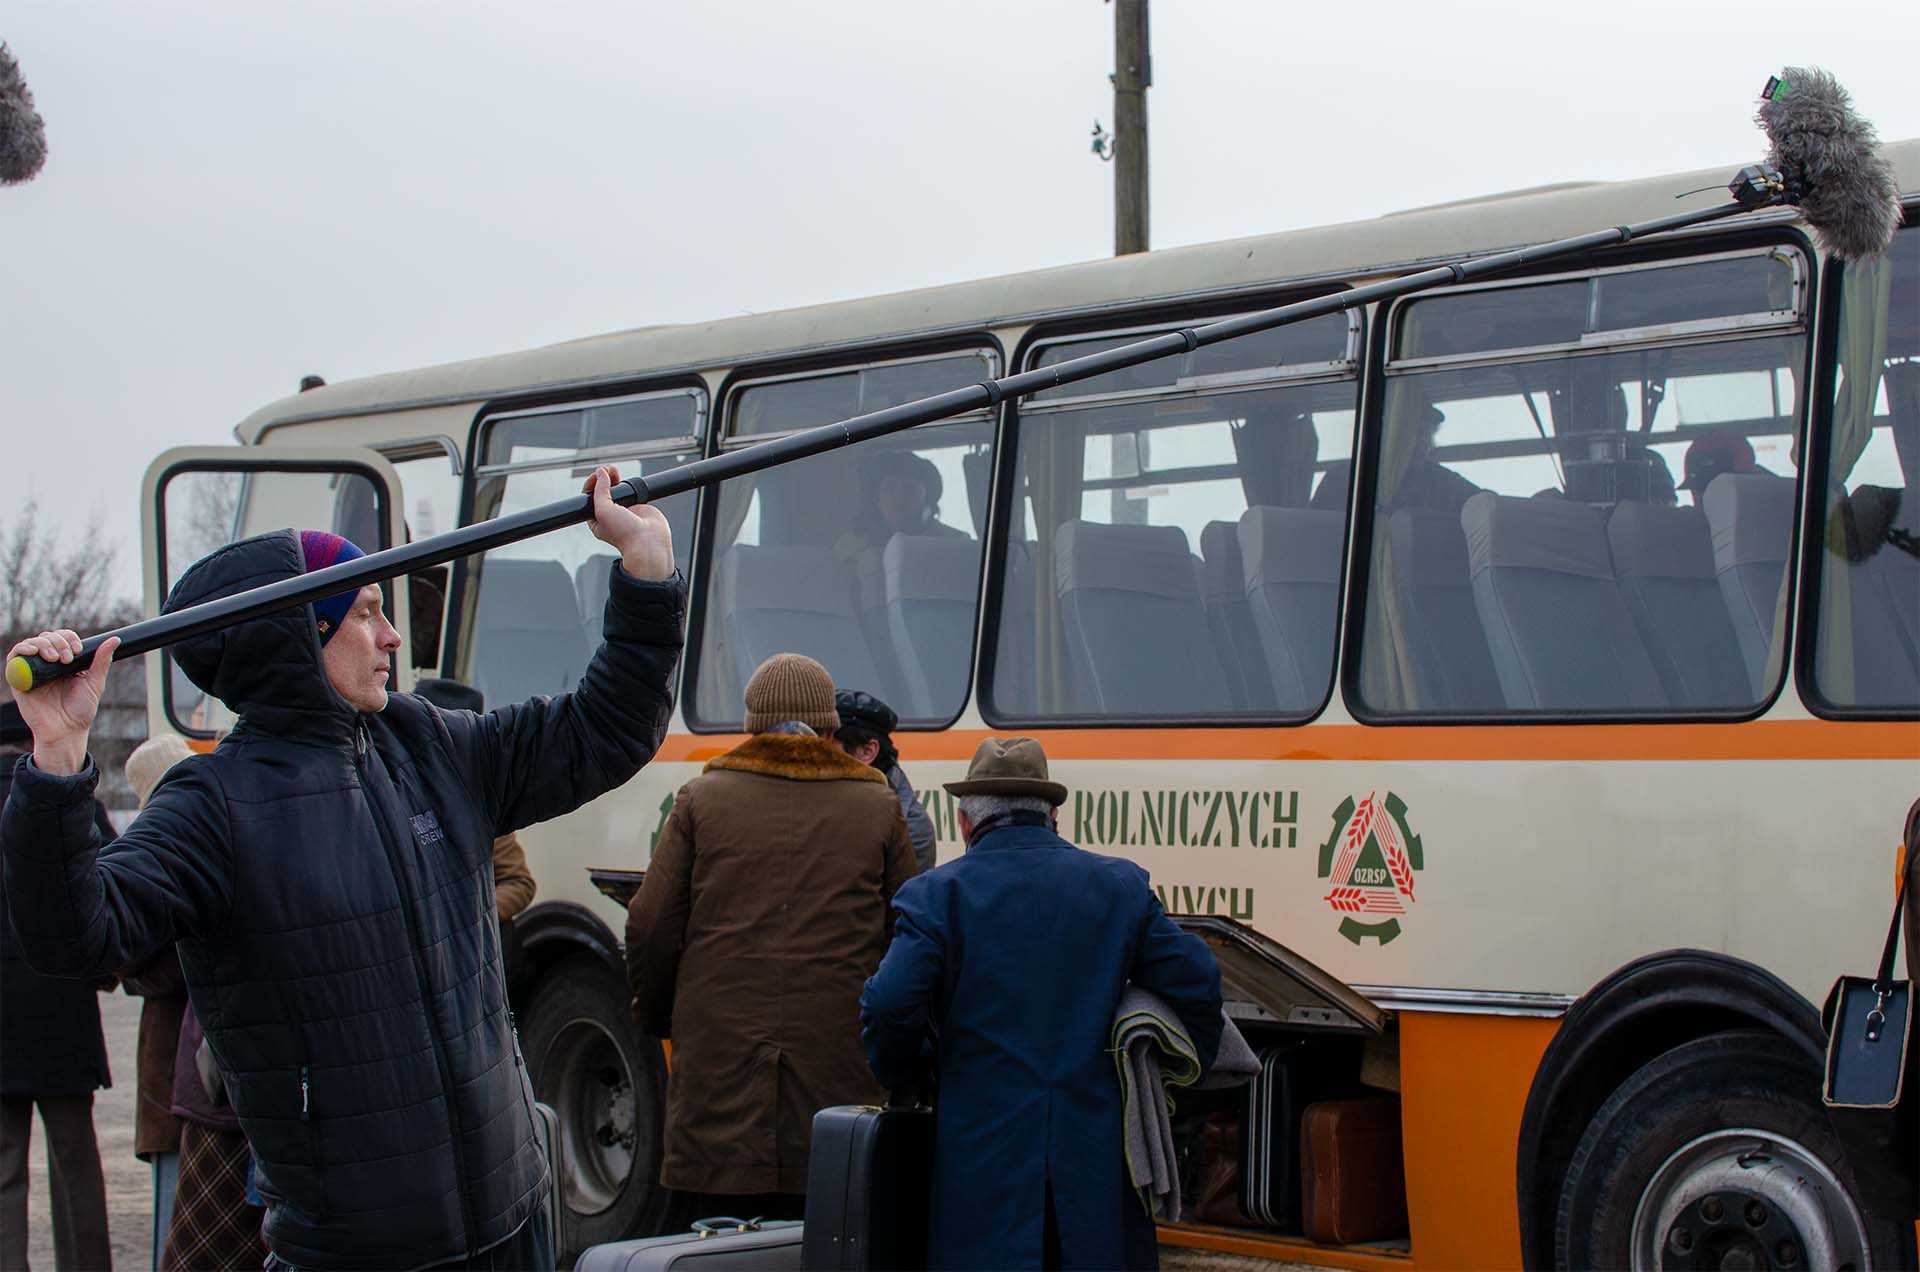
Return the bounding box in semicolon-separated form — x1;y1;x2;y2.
706;733;887;784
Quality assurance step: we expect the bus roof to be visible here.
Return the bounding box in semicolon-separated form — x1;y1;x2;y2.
236;139;1920;444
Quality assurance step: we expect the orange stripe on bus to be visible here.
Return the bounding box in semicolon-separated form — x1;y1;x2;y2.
655;720;1919;766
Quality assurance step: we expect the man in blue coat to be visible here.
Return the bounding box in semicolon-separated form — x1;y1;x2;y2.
861;738;1223;1270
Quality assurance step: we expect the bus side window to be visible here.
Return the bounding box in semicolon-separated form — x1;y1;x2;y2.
1357;248;1812;717
458;391;703;708
988;312;1360;724
689;352;998;729
1808;225;1920;713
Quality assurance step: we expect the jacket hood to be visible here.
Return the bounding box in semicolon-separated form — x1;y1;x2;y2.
705;733;886;784
163;529;356;743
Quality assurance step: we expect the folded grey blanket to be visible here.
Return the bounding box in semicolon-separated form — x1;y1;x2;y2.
1111;987;1258;1221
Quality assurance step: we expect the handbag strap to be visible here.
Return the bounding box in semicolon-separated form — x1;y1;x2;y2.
1877;797;1920;987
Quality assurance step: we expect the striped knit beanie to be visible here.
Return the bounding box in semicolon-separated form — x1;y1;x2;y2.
743;653;839;735
299;530;367;646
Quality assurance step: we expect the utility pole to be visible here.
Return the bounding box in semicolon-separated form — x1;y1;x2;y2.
1111;0;1149;255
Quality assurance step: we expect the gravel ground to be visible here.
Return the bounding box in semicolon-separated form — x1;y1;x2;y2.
20;993;1314;1272
22;987;149;1271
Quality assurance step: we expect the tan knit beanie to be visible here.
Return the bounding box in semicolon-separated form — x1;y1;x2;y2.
125;733;195;809
743;653;839;735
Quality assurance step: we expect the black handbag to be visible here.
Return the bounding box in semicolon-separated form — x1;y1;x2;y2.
1819;799;1920;1219
1822;876;1911;1110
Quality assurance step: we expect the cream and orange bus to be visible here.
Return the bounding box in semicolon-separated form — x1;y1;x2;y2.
141;139;1920;1268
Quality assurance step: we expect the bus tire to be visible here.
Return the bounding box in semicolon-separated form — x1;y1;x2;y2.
1553;1029;1913;1270
521;956;668;1259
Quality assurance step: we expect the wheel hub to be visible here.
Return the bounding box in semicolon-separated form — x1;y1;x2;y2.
540;1017;638;1216
1632;1130;1870;1271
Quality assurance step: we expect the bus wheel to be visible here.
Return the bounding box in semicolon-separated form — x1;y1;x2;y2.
522;956;667;1258
1555;1030;1911;1270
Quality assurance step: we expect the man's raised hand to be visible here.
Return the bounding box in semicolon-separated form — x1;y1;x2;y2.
583;465;675;582
7;631;119;777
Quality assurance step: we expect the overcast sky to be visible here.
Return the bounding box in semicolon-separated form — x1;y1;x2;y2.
3;0;1915;600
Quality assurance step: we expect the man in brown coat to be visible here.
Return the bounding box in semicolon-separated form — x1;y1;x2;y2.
625;653;917;1229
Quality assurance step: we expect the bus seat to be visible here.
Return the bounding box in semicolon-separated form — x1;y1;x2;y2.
961;450;992;539
852;545;910;707
1848;549;1920;707
1871;501;1920;666
573;554;619;647
714;545;884;704
1384;508;1503;711
1606;503;1753;708
1200;520;1276;709
1702;473;1794;697
1055;520;1231;714
1461;494;1664;711
992;540;1039;713
470;558;591;708
1237;507;1343;713
884;535;978;719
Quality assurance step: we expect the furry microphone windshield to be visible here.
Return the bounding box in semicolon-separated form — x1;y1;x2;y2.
1758;67;1902;261
0;41;47;186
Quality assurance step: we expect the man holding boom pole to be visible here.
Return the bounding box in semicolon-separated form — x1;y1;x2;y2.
1;466;682;1271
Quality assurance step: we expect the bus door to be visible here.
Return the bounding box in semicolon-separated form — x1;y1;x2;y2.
142;445;412;740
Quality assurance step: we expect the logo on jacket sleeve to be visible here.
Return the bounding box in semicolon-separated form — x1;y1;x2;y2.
1317;792;1422;946
409;811;446;847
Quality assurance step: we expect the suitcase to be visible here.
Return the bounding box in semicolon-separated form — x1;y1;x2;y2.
801;1105;934;1271
1239;1045;1306;1230
1299;1097;1408;1245
575;1219;804;1271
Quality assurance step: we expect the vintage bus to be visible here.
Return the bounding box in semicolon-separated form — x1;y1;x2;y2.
142;139;1920;1268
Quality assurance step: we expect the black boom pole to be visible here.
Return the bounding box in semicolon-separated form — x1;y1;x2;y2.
6;176;1785;694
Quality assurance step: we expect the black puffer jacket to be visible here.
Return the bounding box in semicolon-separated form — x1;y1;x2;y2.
0;760;116;1097
1;530;684;1269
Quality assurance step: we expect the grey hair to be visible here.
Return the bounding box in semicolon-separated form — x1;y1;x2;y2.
763;719;817;737
957;794;1053;824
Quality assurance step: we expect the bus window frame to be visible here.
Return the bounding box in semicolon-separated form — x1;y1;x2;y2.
683;340;1005;734
978;294;1366;731
153;456;396;741
1341;230;1823;727
1794;205;1920;723
447;380;710;678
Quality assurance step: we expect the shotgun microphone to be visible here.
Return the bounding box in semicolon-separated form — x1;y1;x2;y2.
7;69;1909;694
0;42;47;186
1756;68;1902;262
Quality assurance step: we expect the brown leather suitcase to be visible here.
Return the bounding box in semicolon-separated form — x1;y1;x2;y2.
1299;1097;1408;1245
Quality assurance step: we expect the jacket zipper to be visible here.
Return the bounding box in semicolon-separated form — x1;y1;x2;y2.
355;722;481;1253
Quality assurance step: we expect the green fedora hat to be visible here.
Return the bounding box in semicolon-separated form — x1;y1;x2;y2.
942;736;1067;807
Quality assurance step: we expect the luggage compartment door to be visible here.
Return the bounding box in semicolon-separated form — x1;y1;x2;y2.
1170;915;1386;1034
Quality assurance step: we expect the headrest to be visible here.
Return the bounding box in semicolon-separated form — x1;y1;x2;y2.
1461;493;1612;580
717;545;854;616
1053;521;1198;600
1606;503;1715;580
884;535;978;603
1238;507;1342;587
1702;473;1795;570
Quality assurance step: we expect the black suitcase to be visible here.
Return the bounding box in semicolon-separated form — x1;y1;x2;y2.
801;1105;934;1271
1239;1044;1305;1230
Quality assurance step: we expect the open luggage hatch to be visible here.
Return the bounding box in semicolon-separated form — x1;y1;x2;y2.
1170;915;1386;1035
